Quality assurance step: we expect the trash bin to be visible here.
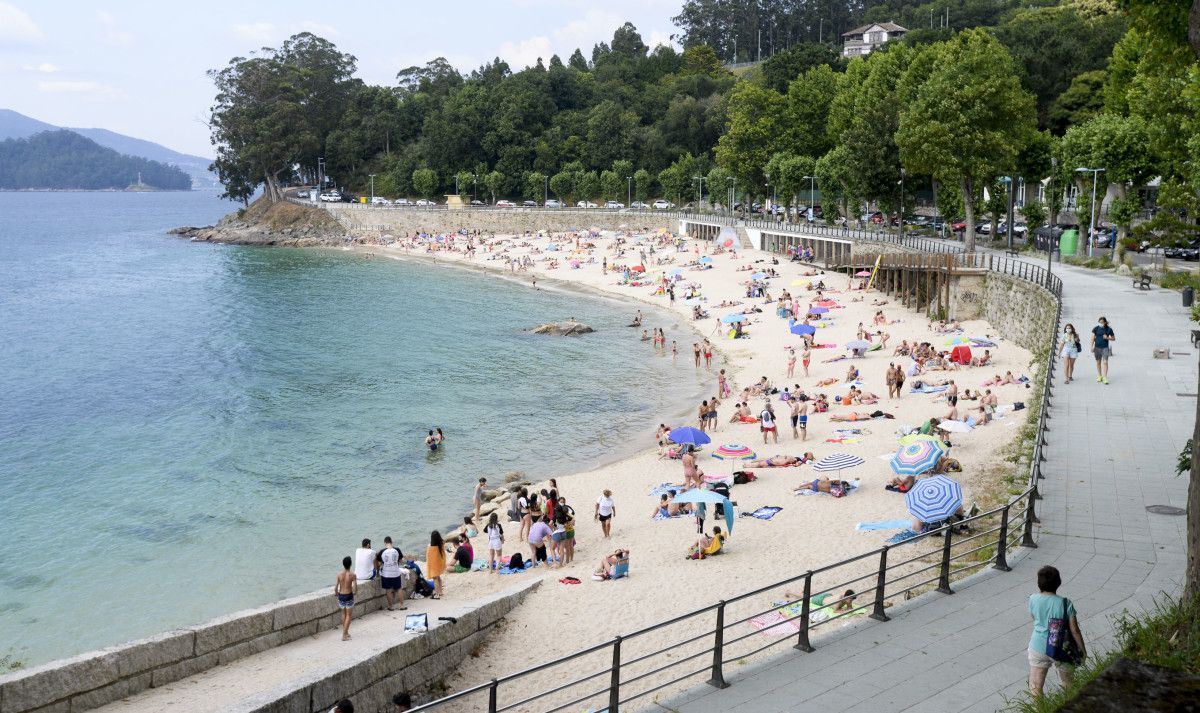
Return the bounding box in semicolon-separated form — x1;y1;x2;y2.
1184;286;1194;308
1059;229;1078;256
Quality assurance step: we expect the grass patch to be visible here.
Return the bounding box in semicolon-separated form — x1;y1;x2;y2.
1005;594;1200;712
1157;269;1200;292
1060;255;1113;270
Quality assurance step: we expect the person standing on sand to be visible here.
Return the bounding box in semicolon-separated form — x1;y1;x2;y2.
791;396;809;440
760;402;779;444
473;477;487;520
885;364;898;399
672;341;678;359
802;344;811;376
703;339;713;368
334;556;357;641
718;369;730;398
517;487;532;541
693;342;702;367
707;396;720;432
528;515;553;566
786;346;796;378
698;400;709;432
484;513;504;571
1090;316;1114;384
378;537;407;611
425;531;445;599
595;489;616;538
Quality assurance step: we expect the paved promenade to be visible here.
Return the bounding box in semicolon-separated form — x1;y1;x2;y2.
662;257;1193;712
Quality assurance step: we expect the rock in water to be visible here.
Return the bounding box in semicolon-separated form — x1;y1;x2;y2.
529;321;595;336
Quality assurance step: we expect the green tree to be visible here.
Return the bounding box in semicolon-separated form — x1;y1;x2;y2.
781;64;840;159
814;145;857;224
577;170;601;203
600;170;622;201
760;43;846;93
1047;70;1108;136
524;171;546;203
549;170;574;204
483;170;504;203
1020;199;1047;233
412;168;438;198
634;168;654;201
897;30;1038;251
841;45;913;213
454;170;473;196
715;82;786;203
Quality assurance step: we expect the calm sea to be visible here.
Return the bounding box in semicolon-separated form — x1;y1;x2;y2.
0;191;706;665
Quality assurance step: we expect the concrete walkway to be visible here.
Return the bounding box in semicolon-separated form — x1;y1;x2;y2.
662;259;1192;713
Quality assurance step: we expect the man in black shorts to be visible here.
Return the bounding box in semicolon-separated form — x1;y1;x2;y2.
377;536;407;611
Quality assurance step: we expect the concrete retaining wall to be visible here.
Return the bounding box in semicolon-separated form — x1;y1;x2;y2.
0;579;404;713
323;205;674;236
978;272;1058;353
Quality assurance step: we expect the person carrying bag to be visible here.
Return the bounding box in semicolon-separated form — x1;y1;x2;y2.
1027;565;1086;699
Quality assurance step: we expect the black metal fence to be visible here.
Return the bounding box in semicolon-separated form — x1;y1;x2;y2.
404;250;1062;712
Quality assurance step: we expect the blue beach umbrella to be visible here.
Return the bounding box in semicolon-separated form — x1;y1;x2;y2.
890;439;945;476
672;488;734;533
905;475;963;523
790;323;816;336
668;427;711;448
721;313;747;324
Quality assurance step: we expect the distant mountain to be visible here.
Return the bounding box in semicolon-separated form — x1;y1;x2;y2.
0;130;192;191
0;109;217;189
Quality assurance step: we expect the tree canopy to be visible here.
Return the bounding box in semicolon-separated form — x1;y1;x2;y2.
0;130;191;191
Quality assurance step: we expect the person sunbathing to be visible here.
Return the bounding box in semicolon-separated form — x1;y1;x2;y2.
746;453;813;468
999;370;1017;385
816;377;838;387
793;477;851;494
844;365;859;383
687;527;725;559
651;493;693;518
829;410;892;421
595;549;629;578
893;340;911;357
971;349;992;367
886;475;915;492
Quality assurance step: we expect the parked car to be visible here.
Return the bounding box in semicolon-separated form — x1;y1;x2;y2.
951;220;968;232
520;200;536;208
604;201;625;209
496;200;516;207
394;198;414;206
370;196;390;206
415;199;437;207
544;199;562;208
629;201;648;209
996;220;1028;237
319;191;342;202
652;199;674;210
576;200;598;208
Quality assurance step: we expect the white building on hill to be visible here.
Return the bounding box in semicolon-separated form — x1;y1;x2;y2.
842;22;907;57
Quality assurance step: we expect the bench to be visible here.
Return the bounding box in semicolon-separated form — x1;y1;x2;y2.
1005;249;1020;257
1133;274;1152;290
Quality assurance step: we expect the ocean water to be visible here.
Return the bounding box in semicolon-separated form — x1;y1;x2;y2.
0;192;707;665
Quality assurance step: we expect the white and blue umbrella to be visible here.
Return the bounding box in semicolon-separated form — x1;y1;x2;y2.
813;453;864;474
721;313;747;324
672;487;734;533
905;475;963;522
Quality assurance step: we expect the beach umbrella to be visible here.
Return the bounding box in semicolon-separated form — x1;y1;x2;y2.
630;265;645;273
699;256;713;264
721;313;747;324
668;427;711;448
899;433;949;451
790;323;816;336
944;336;972;346
672;488;734;534
936;420;973;434
855;270;872;277
722;238;734;247
546;244;558;251
751;272;767;280
808;306;829;314
669;268;684;278
905;475;963;523
813;453;864;475
712;444;756;461
890;439;945;476
846;339;871;351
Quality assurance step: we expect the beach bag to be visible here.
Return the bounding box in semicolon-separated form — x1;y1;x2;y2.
830;481;847;498
1046;597;1083;665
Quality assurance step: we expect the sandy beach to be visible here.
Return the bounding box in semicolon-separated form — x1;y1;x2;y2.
354;227;1035;708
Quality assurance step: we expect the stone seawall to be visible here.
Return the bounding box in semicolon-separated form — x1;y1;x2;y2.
323;204;675;236
978;271;1058;353
0;578;535;713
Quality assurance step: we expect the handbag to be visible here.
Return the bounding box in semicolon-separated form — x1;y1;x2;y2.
1046;597;1084;665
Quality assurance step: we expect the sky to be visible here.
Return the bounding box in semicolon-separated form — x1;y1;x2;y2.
0;0;682;158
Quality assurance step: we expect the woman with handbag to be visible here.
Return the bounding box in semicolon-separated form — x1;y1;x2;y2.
1028;565;1086;698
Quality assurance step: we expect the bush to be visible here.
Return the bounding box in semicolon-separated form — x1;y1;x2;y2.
1061;255;1111;269
1157;270;1200;291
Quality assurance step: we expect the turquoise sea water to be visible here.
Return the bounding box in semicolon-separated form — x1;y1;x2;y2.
0;192;706;665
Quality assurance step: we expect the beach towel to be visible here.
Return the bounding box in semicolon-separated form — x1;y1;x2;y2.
811;343;836;349
743;506;782;520
823;437;860;444
885;529;922;545
822;356;848;363
970;338;997;347
648;483;679;497
795;479;860;496
653;511;689;521
749;611;805;636
868;342;883;351
856;518;913;532
834;428;866;435
911;384;949;394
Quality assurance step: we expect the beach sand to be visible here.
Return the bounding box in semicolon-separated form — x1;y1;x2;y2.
358;229;1034;709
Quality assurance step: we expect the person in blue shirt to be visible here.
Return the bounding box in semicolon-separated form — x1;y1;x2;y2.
1028;565;1086;699
1090;316;1115;384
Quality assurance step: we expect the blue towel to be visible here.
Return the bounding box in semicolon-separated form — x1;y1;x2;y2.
856;518;913;531
498;561;535;575
648;483;680;497
911;385;949;394
885;529;922;544
744;506;782;520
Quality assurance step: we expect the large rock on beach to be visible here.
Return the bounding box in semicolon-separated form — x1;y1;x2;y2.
529;321;595;336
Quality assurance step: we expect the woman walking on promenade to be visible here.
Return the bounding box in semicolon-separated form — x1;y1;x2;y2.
1059;324;1081;384
1027;565;1086;699
426;531;446;599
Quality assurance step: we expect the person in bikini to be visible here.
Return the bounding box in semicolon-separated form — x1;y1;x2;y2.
334;556;357;641
793;477;851;494
802;344;811;376
746;453;814;468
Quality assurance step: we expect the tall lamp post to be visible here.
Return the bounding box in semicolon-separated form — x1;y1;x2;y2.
1075;167;1105;258
693;175;706;212
626;176;632;209
1047;157;1057;282
368;174;376;202
471;173;478;203
803;175;815;223
544;175;549;207
765;172;776;220
726;177;736;221
898;167;906;242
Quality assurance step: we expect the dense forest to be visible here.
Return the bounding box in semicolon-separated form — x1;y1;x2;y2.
208;0;1199;256
0;130;192;191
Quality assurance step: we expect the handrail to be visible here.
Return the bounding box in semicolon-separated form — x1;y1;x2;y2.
405;237;1061;713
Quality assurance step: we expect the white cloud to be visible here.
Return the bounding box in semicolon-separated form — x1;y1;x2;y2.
0;2;44;43
232;21;275;43
298;20;338;37
22;62;59;73
496;9;627;69
37;80;117;96
96;10;134;46
647;30;679;50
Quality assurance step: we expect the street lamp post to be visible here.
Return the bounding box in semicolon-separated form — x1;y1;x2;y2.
368;174;376;202
803;175;815;223
544;175;549;207
626;176;632;209
1047;157;1057;281
726;177;736;221
693;176;706;212
899;168;906;242
1075;167;1105;258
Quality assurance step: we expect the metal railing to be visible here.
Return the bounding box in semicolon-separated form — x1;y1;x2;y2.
406;245;1062;712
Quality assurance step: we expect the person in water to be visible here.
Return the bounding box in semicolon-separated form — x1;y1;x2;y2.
425;430;438;451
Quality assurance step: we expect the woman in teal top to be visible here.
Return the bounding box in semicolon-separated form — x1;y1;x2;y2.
1028;566;1086;699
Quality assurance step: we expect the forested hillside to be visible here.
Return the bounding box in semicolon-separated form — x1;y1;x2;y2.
0;130;192;191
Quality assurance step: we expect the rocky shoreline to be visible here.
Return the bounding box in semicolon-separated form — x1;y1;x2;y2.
170;199;348;247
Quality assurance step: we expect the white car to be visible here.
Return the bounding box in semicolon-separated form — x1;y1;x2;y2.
604;201;625;209
544;199;562;208
394;198;414;206
496;200;516;207
415;199;436;207
652;199;674;210
629;201;649;209
576;200;598;208
319;192;342;202
370;196;391;206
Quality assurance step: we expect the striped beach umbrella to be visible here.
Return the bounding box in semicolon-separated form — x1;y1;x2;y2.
905;475;963;523
813;453;864;474
712;444;756;460
899;433;949;451
890;439;944;476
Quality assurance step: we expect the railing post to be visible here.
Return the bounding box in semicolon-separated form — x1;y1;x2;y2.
936;525;955;594
707;601;730;688
794;572;815;652
487;678;499;713
993;507;1012;572
870;547;891;621
608;636;622;712
1021;487;1039;548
